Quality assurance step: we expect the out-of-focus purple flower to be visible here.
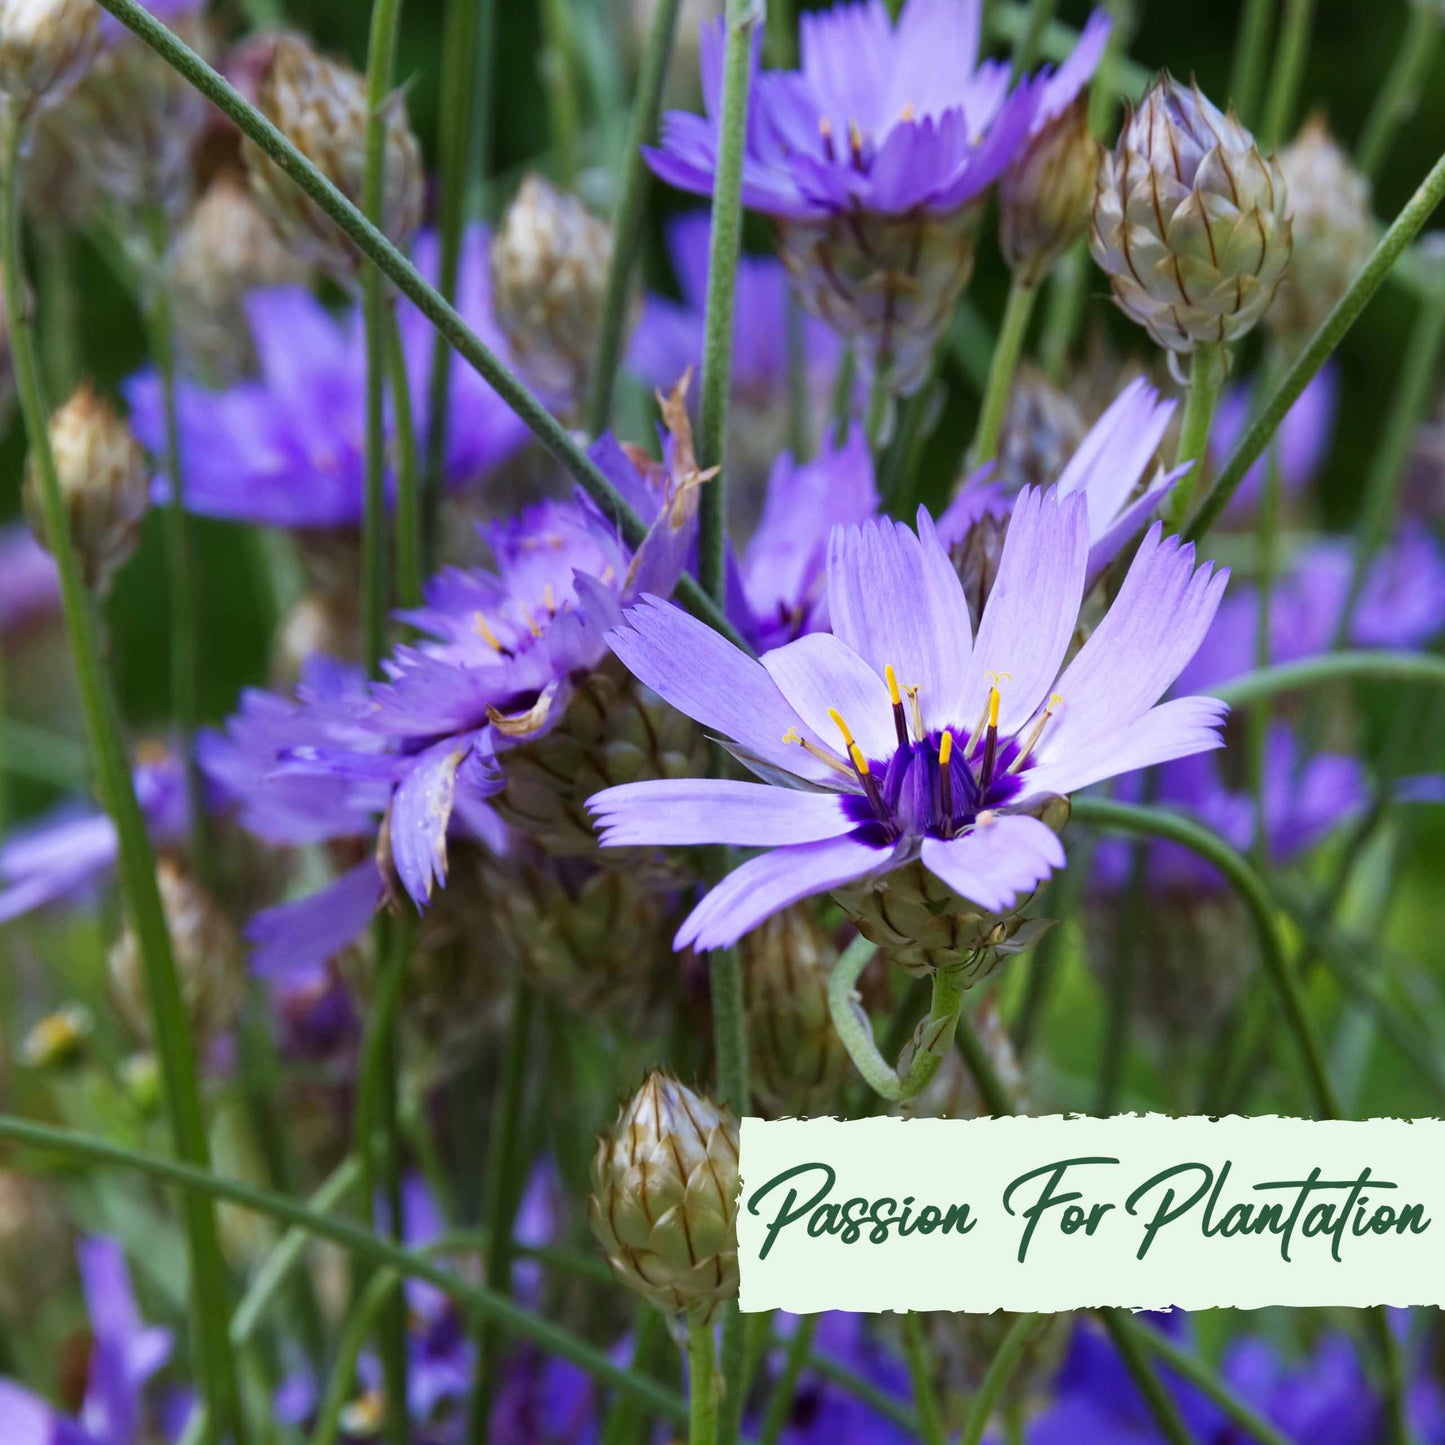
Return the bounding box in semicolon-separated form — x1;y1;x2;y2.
0;753;187;925
125;227;529;529
939;377;1185;587
1210;364;1339;520
0;1237;182;1445
0;523;61;635
628;211;843;402
590;491;1228;951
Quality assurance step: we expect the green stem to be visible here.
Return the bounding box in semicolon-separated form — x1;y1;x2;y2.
864;369;894;454
828;936;968;1102
1216;650;1445;708
1038;244;1085;381
757;1316;819;1445
1333;281;1445;646
971;278;1036;467
1009;0;1059;79
384;302;422;611
1071;797;1342;1119
1229;0;1277;128
986;3;1149;98
955;1008;1017;1116
0;1114;691;1422
808;1349;919;1432
1369;1305;1413;1445
1099;1309;1200;1445
0;717;89;787
144;214;213;886
0;107;243;1445
766;0;797;66
311;1270;398;1445
466;981;536;1445
1187;145;1445;541
1248;442;1283;872
539;0;581;185
899;1313;946;1445
785;297;813;462
599;1307;664;1445
688;1322;718;1445
1166;342;1228;527
586;0;683;436
1259;0;1314;148
1357;2;1442;181
959;1313;1043;1445
88;0;744;649
424;0;496;563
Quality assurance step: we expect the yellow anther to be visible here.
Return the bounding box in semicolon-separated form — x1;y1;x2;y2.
849;120;864;157
938;730;953;767
783;728;802;746
819;116;833;142
987;686;1001;729
517;602;543;638
903;684;925;741
542;583;557;615
885;663;902;706
827;708;855;748
473;612;504;652
1049;692;1063;712
849;742;871;777
900;102;916;122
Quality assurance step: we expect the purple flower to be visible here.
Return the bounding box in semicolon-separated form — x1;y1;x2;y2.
125;227;529;529
0;754;187;926
0;524;60;635
0;1238;182;1445
647;0;1040;222
628;211;843;401
589;488;1228;951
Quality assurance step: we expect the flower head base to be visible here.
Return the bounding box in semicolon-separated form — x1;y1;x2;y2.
0;0;100;120
1090;75;1292;356
24;382;148;594
588;1071;740;1323
1266;116;1374;345
246;33;423;281
590;485;1228;970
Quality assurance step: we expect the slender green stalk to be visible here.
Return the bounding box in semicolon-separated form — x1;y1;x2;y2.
1099;1309;1200;1445
1009;0;1060;78
1216;650;1445;708
1247;444;1283;872
1098;841;1145;1114
37;222;79;396
311;1270;398;1445
1334;281;1445;645
1072;796;1342;1119
384;303;423;610
1229;0;1277;128
143;215;213;885
1357;2;1442;181
864;370;894;453
1038;244;1085;380
599;1307;664;1445
1259;0;1314;148
956;1008;1017;1116
986;3;1149;98
900;1313;946;1445
0;1114;690;1421
89;0;743;648
587;0;683;435
1166;342;1228;527
424;0;496;561
959;1313;1044;1445
0;108;243;1445
808;1349;919;1431
785;298;813;462
0;718;89;787
766;0;797;66
1187;145;1445;541
971;279;1036;467
689;1322;719;1445
1369;1303;1413;1445
540;0;581;185
757;1316;819;1445
466;981;536;1445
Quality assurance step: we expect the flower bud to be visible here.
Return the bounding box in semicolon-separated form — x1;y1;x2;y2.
109;859;245;1048
779;206;980;399
171;172;313;382
589;1071;740;1322
997;365;1092;493
245;33;423;281
1090;75;1292;355
899;996;1030;1120
0;0;100;119
19;1002;92;1070
743;908;851;1118
1265;117;1374;344
1000;96;1100;287
23;383;149;594
490;175;620;412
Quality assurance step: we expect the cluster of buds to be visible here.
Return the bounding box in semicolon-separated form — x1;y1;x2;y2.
109;859;246;1049
23;383;149;594
1265;117;1374;345
0;0;99;122
589;1071;739;1323
245;33;423;282
490;174;622;414
1090;76;1292;358
1000;96;1100;288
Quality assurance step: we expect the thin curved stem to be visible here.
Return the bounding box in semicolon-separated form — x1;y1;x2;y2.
384;302;422;610
1357;2;1442;181
1009;0;1059;79
0;1114;690;1422
586;0;683;436
900;1313;946;1445
689;1321;719;1445
1186;145;1445;541
955;1007;1017;1116
1071;797;1342;1119
311;1270;398;1445
970;278;1036;468
1229;0;1277;129
1215;650;1445;708
1099;1309;1200;1445
1259;0;1314;149
959;1313;1044;1445
539;0;581;185
89;0;744;650
0;108;243;1445
1166;342;1228;528
757;1316;819;1445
